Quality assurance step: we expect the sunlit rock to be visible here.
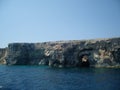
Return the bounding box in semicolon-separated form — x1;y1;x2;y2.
1;37;119;68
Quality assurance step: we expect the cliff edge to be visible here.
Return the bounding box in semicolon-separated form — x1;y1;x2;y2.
0;48;7;64
0;37;120;68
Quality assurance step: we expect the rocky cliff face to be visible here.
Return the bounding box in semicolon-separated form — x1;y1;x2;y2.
0;48;7;64
5;37;120;68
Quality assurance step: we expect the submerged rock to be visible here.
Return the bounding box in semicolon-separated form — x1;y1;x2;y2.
1;37;120;68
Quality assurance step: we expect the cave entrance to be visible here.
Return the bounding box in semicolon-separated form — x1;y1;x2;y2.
78;54;90;67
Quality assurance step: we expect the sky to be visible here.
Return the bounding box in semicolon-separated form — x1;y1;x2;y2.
0;0;120;48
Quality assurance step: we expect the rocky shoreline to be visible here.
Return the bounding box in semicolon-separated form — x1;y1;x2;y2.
0;37;120;68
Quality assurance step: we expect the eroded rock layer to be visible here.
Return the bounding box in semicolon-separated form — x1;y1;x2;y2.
0;48;7;64
1;37;120;68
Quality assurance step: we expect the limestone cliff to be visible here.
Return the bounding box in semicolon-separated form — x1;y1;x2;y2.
0;48;7;64
4;37;120;68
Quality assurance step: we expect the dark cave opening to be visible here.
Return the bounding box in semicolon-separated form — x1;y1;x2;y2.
77;54;90;67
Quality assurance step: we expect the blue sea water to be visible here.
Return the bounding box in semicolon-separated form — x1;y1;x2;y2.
0;65;120;90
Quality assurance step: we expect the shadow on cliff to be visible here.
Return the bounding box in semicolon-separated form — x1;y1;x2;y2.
77;54;90;67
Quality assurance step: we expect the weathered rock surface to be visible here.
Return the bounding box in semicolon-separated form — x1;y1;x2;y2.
1;37;120;68
0;48;7;64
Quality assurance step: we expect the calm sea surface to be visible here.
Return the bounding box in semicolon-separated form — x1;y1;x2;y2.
0;65;120;90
